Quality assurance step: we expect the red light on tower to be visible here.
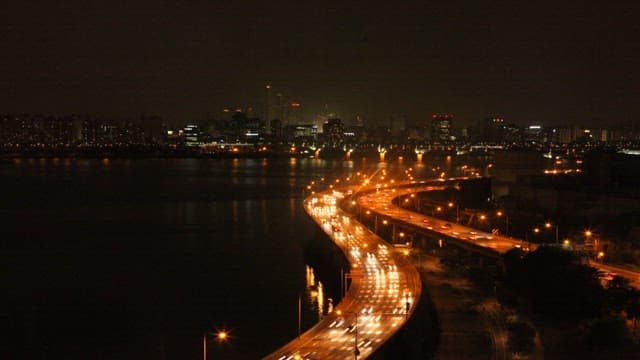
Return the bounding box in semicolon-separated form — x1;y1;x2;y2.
432;113;453;119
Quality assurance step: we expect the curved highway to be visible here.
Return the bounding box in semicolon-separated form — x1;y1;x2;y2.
357;179;640;289
356;182;533;255
265;176;639;359
263;189;422;360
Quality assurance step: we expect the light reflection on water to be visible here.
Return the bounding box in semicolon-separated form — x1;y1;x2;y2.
305;265;328;322
0;154;502;359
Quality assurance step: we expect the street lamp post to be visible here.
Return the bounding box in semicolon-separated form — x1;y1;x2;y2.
545;222;559;244
354;312;359;359
447;202;459;223
396;231;406;245
496;211;509;237
533;227;541;244
585;230;596;258
203;331;228;360
342;269;363;299
478;214;487;231
335;310;360;359
405;292;411;320
298;295;302;339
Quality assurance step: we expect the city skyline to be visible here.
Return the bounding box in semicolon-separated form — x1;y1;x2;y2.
2;2;638;127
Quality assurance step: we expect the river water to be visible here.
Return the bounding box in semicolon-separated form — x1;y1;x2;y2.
0;156;464;359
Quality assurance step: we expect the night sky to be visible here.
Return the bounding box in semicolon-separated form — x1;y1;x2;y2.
2;1;639;127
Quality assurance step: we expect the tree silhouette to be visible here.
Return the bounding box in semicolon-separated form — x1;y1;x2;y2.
605;276;640;329
501;246;604;321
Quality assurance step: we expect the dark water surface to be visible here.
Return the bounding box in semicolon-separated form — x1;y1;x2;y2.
0;155;479;359
2;157;434;359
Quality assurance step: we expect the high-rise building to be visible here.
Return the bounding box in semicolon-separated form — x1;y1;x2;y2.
287;124;317;140
390;115;406;138
140;115;164;143
323;118;345;145
474;116;511;143
315;104;337;134
183;124;201;146
286;101;302;127
263;84;272;135
557;125;594;144
430;113;452;142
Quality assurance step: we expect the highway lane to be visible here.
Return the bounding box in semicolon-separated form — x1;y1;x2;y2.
357;181;640;289
266;176;639;359
356;185;535;255
263;190;421;360
592;261;640;289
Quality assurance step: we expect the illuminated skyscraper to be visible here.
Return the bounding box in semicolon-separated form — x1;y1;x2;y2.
183;124;201;146
430;113;452;142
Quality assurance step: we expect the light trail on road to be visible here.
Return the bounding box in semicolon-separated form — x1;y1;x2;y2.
358;179;640;290
263;189;421;360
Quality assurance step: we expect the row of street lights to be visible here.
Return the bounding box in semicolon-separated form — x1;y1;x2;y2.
388;189;606;260
425;203;600;251
475;212;601;255
431;201;459;222
532;222;559;244
431;204;560;244
496;211;509;236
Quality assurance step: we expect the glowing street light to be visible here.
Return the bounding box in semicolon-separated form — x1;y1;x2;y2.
447;202;459;223
496;211;509;236
203;330;229;360
585;230;598;256
544;222;559;244
432;205;444;218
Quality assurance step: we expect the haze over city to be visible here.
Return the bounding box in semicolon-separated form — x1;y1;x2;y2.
2;1;639;127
